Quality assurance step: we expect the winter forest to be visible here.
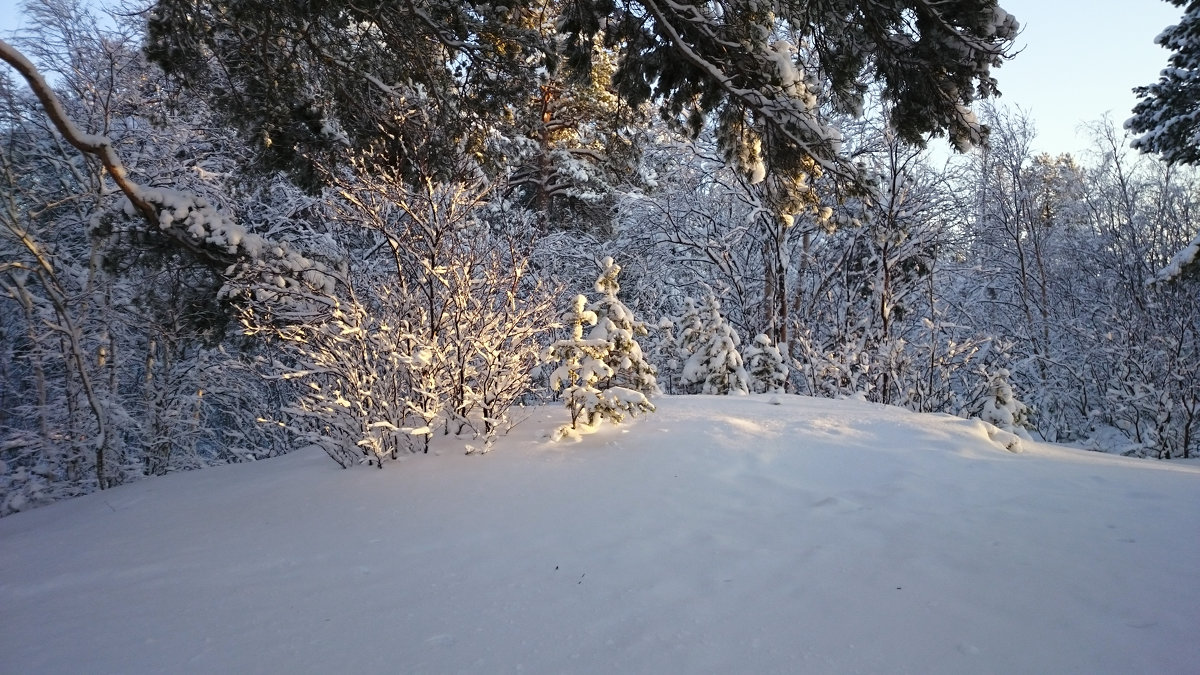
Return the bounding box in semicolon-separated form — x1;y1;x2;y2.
1;0;1198;515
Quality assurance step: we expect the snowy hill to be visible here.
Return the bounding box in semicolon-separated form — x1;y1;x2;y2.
2;395;1198;674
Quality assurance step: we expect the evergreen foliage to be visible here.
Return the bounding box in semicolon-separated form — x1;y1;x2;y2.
744;334;790;394
1128;1;1200;280
680;295;750;395
145;0;1019;214
543;296;620;440
1129;1;1200;165
651;317;682;395
543;257;657;441
976;368;1031;435
587;257;660;398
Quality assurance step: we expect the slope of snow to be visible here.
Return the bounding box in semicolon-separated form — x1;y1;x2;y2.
2;395;1198;674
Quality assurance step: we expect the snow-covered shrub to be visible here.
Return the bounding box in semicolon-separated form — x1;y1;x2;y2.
438;241;560;448
975;368;1031;437
247;294;411;468
1091;355;1199;460
243;174;559;465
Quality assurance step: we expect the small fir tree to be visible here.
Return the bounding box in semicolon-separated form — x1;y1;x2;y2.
543;294;653;440
978;368;1031;436
677;297;705;362
674;297;705;393
652;317;681;395
587;256;660;398
680;295;750;395
744;333;790;394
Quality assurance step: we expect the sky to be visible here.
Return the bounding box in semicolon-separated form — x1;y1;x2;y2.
0;0;1187;157
993;0;1184;155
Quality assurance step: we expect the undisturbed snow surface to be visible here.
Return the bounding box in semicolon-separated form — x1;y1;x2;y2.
2;395;1198;674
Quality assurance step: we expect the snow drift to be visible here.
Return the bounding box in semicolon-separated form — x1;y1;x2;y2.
1;395;1197;673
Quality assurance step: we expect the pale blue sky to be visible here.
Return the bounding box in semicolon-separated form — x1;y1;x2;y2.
0;0;1186;156
994;0;1182;154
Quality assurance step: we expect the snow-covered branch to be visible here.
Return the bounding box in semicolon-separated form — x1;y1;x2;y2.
1152;230;1200;283
636;0;848;179
1;38;336;298
0;38;158;226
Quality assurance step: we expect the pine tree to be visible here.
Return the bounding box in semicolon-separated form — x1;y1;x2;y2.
587;257;660;398
676;297;705;380
978;368;1031;436
1129;1;1200;166
543;294;651;440
744;334;790;394
147;0;1019;214
651;317;682;395
680;295;750;395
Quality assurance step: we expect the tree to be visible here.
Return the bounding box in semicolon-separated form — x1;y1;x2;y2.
1075;121;1200;458
560;0;1019;215
496;30;651;235
680;295;750;395
944;111;1200;458
744;334;789;394
1129;1;1200;166
146;0;1019;214
0;0;310;510
587;257;660;399
542;257;657;441
1128;1;1200;280
650;317;682;395
544;294;652;441
1154;231;1200;282
976;368;1030;436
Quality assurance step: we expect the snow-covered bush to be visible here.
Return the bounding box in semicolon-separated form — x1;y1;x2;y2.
243;174;559;465
247;294;410;468
976;368;1031;436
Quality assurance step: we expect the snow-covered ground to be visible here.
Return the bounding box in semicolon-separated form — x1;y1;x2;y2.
2;395;1198;674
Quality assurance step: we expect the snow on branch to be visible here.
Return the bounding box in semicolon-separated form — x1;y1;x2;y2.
0;38;336;297
636;0;850;180
0;38;158;226
1152;230;1200;283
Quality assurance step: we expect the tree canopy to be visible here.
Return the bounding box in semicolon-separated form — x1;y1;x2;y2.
145;0;1019;202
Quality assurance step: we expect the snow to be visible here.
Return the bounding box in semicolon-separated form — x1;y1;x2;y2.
1153;229;1200;282
1;395;1198;674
